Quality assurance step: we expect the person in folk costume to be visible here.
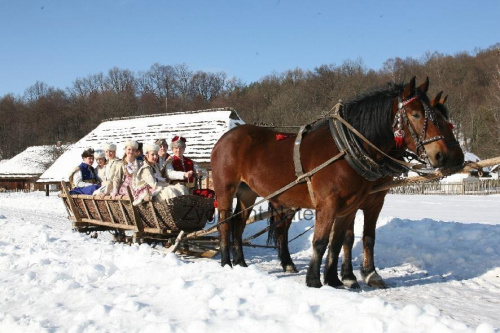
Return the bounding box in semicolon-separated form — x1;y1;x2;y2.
99;143;121;196
166;136;206;190
110;141;142;200
132;143;189;206
92;150;109;195
155;138;171;174
69;148;101;195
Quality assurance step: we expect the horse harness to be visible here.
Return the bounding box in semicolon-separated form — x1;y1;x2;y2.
293;95;446;204
209;94;446;228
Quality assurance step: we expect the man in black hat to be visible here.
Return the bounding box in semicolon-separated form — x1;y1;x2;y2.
69;148;101;194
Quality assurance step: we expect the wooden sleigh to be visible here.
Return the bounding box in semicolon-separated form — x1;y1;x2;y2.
59;182;279;257
59;182;222;256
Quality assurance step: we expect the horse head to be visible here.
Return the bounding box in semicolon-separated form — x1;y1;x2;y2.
394;77;464;169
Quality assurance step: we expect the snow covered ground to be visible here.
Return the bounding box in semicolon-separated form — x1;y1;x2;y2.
0;192;499;332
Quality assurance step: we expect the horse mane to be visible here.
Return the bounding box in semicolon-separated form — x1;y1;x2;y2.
342;82;405;147
434;102;450;120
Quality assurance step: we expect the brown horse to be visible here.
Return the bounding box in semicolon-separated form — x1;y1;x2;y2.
338;90;457;289
210;77;464;288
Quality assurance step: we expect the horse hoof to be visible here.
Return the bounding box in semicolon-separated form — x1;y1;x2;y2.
306;279;322;288
324;278;344;288
283;264;298;273
363;271;387;289
221;260;232;268
342;279;361;289
233;260;248;267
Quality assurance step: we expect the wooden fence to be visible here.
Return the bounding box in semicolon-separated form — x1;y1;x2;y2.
389;179;500;195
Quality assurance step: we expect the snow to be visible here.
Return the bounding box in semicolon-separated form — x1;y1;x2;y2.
0;145;68;178
0;192;499;332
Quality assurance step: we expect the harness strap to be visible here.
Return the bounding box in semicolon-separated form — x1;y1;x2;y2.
294;125;317;206
206;150;347;232
331;114;431;172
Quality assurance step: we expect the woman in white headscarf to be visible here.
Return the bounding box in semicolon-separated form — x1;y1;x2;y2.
132;142;189;205
110;141;142;200
92;150;109;195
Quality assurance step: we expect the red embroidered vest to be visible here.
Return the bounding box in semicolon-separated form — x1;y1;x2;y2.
171;156;195;183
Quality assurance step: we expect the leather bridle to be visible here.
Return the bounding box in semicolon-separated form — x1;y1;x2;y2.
394;94;444;163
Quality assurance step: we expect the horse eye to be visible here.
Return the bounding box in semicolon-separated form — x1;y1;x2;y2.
411;111;421;119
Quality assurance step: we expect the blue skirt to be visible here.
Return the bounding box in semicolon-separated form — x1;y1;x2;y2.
70;185;100;195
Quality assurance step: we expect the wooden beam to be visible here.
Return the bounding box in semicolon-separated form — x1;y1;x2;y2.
80;198;91;219
370;156;500;194
126;186;143;232
148;201;161;230
60;182;82;222
118;200;130;226
92;199;104;222
79;218;137;230
104;200;116;224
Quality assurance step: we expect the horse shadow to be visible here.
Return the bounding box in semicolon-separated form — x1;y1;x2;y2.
231;216;500;288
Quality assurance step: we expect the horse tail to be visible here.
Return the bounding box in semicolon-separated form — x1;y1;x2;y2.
267;202;278;246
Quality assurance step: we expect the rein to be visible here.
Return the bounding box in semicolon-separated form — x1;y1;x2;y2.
332;114;431;174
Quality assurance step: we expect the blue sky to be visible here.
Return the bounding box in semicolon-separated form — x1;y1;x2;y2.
0;0;498;97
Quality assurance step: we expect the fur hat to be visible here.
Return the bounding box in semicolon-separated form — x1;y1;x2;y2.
81;148;95;158
94;150;105;159
103;143;117;151
155;138;168;147
123;140;139;150
171;136;187;148
144;143;160;154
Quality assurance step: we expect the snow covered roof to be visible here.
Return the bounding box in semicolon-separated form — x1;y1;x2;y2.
38;108;244;183
0;145;69;179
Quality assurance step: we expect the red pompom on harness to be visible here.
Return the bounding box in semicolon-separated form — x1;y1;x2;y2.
448;122;455;130
275;133;290;141
394;130;405;148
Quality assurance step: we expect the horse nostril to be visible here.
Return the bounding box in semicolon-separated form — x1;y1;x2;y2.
435;152;445;165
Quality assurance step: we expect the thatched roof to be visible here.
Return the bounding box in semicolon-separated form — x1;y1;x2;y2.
0;145;68;180
38;108;244;183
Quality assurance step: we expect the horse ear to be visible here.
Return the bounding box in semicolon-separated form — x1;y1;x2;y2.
441;94;448;105
431;91;443;106
417;77;430;93
402;76;416;99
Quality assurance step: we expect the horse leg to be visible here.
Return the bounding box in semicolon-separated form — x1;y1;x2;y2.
306;199;338;288
360;194;388;289
340;214;360;289
216;183;239;268
268;204;298;273
231;184;258;267
324;214;352;288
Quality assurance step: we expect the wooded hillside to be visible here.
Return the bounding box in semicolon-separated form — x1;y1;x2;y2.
1;45;498;160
